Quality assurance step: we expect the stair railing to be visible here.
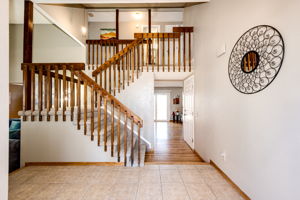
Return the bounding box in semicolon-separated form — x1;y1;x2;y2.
91;27;194;96
21;63;143;166
86;39;137;70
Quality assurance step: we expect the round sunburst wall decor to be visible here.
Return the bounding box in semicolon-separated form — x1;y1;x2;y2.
228;25;285;94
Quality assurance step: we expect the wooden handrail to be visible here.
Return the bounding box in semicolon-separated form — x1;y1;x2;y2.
21;63;85;70
92;38;143;76
75;71;143;126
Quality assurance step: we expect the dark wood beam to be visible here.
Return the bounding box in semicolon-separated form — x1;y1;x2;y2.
23;0;33;110
116;9;119;40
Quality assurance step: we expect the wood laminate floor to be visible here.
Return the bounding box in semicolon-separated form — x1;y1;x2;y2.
145;122;203;163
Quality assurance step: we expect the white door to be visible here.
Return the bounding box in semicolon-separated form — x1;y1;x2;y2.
154;92;170;121
183;75;194;149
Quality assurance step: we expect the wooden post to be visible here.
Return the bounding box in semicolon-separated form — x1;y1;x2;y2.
23;0;33;110
148;9;151;64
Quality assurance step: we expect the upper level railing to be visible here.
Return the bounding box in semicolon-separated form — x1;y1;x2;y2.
21;63;143;166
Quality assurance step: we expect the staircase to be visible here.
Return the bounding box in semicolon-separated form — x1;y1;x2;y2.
20;27;193;167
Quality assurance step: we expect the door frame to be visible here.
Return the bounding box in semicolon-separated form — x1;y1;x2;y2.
183;75;195;149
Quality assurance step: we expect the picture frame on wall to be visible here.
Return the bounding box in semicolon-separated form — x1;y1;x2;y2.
100;28;116;39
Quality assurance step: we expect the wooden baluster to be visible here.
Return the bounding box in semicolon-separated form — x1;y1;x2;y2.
44;67;47;110
157;33;160;72
108;40;111;60
91;85;94;141
109;65;112;94
22;65;28;121
122;51;125;90
137;43;140;79
70;66;75;121
111;101;115;157
46;65;51;121
168;34;170;72
141;36;144;72
132;47;135;83
84;81;87;135
62;65;67;121
173;36;175;72
151;34;154;72
146;37;149;72
117;105;121;162
38;66;43;121
54;65;58;121
124;113;128;166
127;50;130;86
92;42;95;70
162;34;165;71
88;42;91;70
96;43;99;69
189;32;191;72
104;97;108;151
58;79;61;108
76;75;81;130
104;69;107;91
130;116;134;166
113;43;116;96
183;32;186;72
105;42;107;62
97;92;101;146
30;65;35;121
178;33;181;72
138;123;141;166
100;43;103;65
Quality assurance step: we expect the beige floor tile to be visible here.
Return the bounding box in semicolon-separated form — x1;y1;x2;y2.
180;170;205;184
117;171;140;183
29;183;63;200
142;165;160;170
139;170;161;183
82;183;112;200
185;183;216;200
159;165;178;170
54;184;89;200
177;165;198;170
106;183;138;200
162;183;190;200
9;183;45;200
136;183;162;200
160;169;182;183
209;182;244;200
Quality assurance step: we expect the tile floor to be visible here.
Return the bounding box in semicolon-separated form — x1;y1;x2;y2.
9;164;245;200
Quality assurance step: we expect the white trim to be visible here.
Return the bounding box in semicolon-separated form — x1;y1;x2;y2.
33;0;209;4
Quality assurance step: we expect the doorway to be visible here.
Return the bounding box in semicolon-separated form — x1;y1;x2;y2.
154;92;170;122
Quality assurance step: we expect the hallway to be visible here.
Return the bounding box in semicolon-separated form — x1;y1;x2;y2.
145;122;203;163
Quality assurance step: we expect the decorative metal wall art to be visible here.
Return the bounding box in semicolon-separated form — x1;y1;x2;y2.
228;25;285;94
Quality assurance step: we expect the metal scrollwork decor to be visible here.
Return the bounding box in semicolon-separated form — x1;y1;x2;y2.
228;25;285;94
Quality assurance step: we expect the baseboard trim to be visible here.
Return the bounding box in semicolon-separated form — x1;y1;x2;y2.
193;150;205;162
210;160;251;200
25;162;124;166
145;161;209;165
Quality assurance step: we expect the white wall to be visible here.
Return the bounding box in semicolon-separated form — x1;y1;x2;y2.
9;24;86;83
0;0;9;199
36;4;88;46
21;120;117;166
116;72;155;145
184;0;300;200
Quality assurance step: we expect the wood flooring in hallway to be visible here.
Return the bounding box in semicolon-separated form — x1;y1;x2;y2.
145;122;203;163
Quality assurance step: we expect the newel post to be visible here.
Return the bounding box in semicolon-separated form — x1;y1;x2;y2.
23;0;33;110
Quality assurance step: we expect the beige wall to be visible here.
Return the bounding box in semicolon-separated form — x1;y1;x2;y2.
0;0;9;199
184;0;300;199
36;4;88;46
88;22;182;39
9;24;86;83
